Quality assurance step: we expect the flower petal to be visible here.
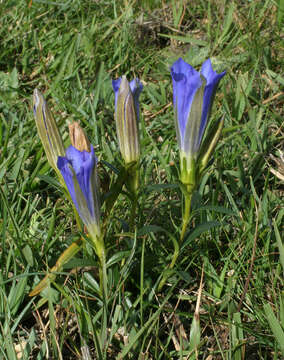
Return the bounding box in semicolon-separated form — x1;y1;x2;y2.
198;59;226;147
112;78;122;109
57;156;76;203
171;58;203;150
129;78;143;121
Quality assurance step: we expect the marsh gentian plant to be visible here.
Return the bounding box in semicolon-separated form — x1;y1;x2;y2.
31;100;106;296
31;96;98;295
158;58;225;291
171;58;225;241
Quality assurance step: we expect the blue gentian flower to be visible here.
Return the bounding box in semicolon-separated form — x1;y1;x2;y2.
112;76;143;164
171;58;226;157
171;58;225;186
57;145;101;237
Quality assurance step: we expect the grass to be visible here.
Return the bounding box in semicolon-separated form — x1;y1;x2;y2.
0;0;283;358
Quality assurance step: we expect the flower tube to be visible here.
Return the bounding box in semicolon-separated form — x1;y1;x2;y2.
57;124;102;256
171;58;225;188
57;146;101;234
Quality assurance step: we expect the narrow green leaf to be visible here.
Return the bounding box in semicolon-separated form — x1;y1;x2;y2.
274;220;284;276
181;221;222;250
277;0;284;26
158;33;207;46
263;303;284;355
23;245;34;267
231;312;244;360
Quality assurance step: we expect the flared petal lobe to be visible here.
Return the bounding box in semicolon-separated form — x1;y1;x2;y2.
57;145;100;234
112;78;122;109
112;76;143;164
129;78;143;122
199;59;226;147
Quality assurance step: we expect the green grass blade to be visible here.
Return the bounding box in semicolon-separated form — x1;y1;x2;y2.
263;303;284;355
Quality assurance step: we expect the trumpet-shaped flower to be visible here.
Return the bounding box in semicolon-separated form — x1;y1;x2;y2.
57;145;101;238
112;76;143;164
33;89;65;175
171;58;225;186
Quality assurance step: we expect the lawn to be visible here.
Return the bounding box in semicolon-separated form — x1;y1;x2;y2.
0;0;283;359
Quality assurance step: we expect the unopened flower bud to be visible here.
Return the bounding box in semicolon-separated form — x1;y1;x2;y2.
33;89;65;174
69;122;91;152
112;75;143;164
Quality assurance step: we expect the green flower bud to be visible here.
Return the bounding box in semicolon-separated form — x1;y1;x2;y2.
112;76;143;164
33;89;65;174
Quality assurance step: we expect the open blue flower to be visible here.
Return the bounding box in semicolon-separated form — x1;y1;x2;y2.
112;76;143;164
171;58;226;158
57;145;101;236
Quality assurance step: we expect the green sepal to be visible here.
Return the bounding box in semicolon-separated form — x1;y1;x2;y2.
179;180;193;198
197;116;224;178
125;160;140;196
180;154;196;193
89;232;105;265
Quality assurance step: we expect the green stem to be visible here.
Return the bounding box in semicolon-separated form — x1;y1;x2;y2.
129;194;138;230
180;191;192;243
157;232;180;292
97;243;108;351
130;164;140;194
100;247;108;299
90;232;108;351
91;234;107;297
127;162;139;230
